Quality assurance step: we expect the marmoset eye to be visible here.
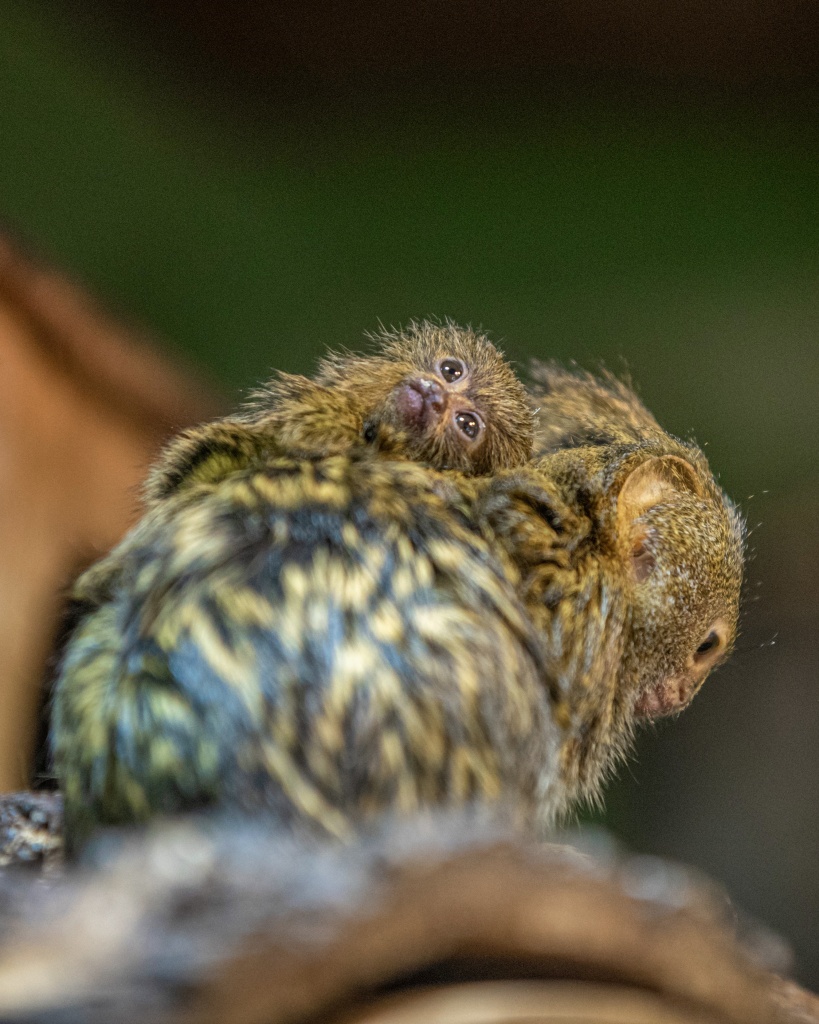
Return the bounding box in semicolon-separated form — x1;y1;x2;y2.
439;358;466;383
695;631;720;657
455;410;482;440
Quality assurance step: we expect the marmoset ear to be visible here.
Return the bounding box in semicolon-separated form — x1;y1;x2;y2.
617;456;703;581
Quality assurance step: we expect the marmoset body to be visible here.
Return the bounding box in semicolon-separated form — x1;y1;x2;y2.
55;457;559;847
146;320;534;506
53;361;743;847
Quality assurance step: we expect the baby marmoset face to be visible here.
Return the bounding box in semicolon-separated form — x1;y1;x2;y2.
314;321;534;474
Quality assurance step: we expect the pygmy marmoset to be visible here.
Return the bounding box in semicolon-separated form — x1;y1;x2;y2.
145;319;535;506
52;343;744;848
73;320;536;613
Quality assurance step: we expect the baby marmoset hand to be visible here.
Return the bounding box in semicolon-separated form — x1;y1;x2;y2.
145;320;535;505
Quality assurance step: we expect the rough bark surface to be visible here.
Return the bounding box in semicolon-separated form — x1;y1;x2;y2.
0;813;815;1024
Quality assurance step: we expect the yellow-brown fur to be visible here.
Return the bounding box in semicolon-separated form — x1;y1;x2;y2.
54;458;560;849
145;321;534;505
52;351;744;848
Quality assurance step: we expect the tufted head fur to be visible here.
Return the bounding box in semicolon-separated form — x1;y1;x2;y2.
257;320;535;474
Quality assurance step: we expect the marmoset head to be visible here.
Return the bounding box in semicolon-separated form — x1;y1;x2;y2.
536;435;744;727
485;438;744;806
521;362;745;724
605;447;744;720
528;360;668;453
316;320;534;474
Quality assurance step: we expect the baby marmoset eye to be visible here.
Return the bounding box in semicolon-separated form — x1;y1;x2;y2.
431;356;487;444
438;357;466;382
454;410;482;440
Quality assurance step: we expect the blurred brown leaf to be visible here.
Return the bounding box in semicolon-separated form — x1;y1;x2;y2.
0;234;222;791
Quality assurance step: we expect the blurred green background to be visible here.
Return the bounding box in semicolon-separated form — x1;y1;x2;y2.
2;0;817;985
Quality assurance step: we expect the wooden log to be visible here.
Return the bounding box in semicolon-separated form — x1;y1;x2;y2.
0;792;62;872
0;813;813;1024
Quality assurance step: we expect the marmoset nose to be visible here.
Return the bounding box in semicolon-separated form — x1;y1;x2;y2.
415;377;445;411
394;377;447;429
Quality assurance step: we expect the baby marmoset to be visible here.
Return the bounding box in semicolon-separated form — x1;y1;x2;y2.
73;321;535;613
52;336;744;849
146;320;535;505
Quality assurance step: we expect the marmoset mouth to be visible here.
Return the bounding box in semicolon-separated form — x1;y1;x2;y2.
634;680;689;719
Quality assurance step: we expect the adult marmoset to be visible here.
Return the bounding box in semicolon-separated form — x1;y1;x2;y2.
54;457;560;849
52;366;743;847
145;320;534;506
520;362;744;789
